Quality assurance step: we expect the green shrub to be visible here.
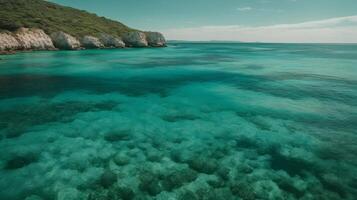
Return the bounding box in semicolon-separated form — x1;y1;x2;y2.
0;0;136;37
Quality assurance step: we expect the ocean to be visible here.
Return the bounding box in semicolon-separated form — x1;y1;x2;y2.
0;43;356;200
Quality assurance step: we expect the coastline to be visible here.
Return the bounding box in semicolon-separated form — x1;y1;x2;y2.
0;28;167;55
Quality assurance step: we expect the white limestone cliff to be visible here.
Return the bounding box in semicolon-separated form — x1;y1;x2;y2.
0;32;20;51
80;36;104;49
122;32;148;47
50;32;81;50
14;28;55;50
99;34;125;48
145;32;166;47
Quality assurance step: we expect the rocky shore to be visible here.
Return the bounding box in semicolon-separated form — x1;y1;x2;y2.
0;28;166;54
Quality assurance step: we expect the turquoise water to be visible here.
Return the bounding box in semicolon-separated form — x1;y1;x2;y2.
0;43;357;200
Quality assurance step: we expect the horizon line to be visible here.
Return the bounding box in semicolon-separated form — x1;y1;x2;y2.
162;15;357;43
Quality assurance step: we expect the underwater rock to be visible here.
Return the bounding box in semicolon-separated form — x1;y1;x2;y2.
5;123;27;138
178;190;198;200
87;191;106;200
170;149;185;163
216;167;230;181
127;142;136;149
162;168;198;191
213;188;235;200
24;195;43;200
161;114;199;123
237;164;254;174
148;136;167;150
146;151;163;162
2;101;119;139
80;36;104;49
320;173;347;198
195;188;233;200
57;188;84;200
100;170;117;188
113;153;130;166
235;136;258;149
106;186;135;200
50;31;81;50
270;149;317;176
171;137;185;144
230;182;256;200
275;178;305;198
115;186;135;200
138;170;162;196
187;157;218;174
207;178;225;189
210;148;229;160
104;129;131;142
5;153;38;170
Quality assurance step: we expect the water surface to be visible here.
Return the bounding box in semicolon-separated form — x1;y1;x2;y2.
0;43;357;200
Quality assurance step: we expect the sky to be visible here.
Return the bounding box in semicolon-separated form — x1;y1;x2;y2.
50;0;357;43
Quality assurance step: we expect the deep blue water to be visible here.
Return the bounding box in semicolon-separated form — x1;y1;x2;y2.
0;43;356;200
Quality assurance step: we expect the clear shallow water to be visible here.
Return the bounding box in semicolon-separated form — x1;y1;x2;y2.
0;43;357;200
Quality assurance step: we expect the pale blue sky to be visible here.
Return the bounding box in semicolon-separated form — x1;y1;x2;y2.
50;0;357;42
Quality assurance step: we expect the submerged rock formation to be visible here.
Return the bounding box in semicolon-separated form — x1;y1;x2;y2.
50;32;81;50
0;32;20;51
123;31;148;47
99;34;125;48
14;28;55;50
80;36;104;49
146;32;166;47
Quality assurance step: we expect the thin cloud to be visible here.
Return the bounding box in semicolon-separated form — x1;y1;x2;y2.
237;7;252;11
162;16;357;43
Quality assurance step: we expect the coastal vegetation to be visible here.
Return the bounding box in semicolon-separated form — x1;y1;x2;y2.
0;0;166;53
0;0;135;38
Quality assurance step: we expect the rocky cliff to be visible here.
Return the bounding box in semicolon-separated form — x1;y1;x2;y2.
15;28;55;50
0;0;166;54
99;34;125;48
123;32;149;47
50;32;81;50
80;36;104;49
146;32;167;47
0;28;55;52
0;32;19;51
0;29;166;54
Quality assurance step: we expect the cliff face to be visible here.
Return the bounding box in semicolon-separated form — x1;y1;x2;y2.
80;36;104;49
0;29;166;54
99;34;125;48
122;31;167;47
0;0;167;54
15;28;55;50
0;32;20;51
123;32;149;47
0;28;55;51
146;32;167;47
50;32;81;50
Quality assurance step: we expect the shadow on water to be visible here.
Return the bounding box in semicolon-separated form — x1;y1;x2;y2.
0;101;118;138
1;68;356;134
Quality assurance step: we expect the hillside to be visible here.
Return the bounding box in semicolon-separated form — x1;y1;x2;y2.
0;0;135;38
